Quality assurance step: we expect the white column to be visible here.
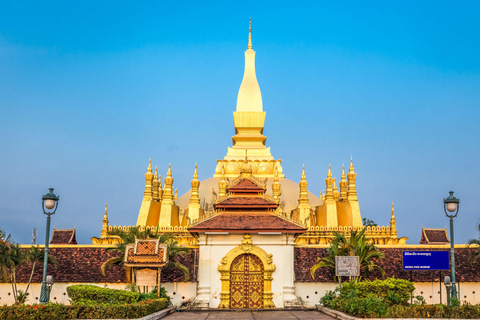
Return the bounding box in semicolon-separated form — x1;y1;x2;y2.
282;234;297;307
196;234;211;308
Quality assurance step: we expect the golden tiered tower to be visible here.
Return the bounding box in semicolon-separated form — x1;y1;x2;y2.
93;22;407;246
214;20;283;179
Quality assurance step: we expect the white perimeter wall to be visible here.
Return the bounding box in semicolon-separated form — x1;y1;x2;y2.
0;282;197;307
296;281;480;308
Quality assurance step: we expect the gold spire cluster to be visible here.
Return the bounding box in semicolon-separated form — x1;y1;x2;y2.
136;160;180;228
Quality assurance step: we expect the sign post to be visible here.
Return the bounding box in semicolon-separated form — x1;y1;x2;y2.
336;256;360;286
402;251;449;271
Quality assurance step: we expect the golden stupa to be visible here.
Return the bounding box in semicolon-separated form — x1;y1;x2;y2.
92;21;406;246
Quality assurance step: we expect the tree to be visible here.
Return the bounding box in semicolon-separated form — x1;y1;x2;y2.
23;245;57;300
362;218;378;227
101;227;191;281
6;244;26;304
468;223;480;266
310;229;385;282
0;229;13;282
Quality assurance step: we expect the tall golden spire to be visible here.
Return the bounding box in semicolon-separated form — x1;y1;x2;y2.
236;19;262;112
248;18;252;50
190;164;200;205
143;159;154;200
347;157;357;201
152;167;159;201
101;203;109;237
325;164;334;200
298;165;309;205
332;178;339;200
390;202;397;236
163;163;174;201
187;164;203;224
297;165;310;225
339;164;348;200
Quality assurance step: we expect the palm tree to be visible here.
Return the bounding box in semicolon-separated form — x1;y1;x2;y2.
7;244;26;304
468;223;480;266
101;227;191;281
310;229;385;282
0;230;14;282
24;246;57;297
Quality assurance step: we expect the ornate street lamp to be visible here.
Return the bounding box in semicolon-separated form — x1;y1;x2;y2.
39;188;59;304
444;191;459;305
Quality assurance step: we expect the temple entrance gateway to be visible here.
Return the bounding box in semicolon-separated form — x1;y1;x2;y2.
230;253;264;308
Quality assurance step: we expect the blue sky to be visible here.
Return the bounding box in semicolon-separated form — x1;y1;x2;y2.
1;1;479;244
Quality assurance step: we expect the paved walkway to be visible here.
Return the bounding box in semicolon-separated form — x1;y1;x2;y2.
163;310;335;320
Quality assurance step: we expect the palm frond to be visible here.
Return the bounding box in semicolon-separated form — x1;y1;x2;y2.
101;256;124;276
167;261;190;282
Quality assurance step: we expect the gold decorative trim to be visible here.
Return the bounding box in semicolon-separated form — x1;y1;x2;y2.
217;234;275;308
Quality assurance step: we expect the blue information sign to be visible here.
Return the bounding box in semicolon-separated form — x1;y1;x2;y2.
403;251;449;270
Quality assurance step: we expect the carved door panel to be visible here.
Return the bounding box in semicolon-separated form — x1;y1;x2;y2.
230;254;264;308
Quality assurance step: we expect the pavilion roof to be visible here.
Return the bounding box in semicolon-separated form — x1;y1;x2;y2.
188;212;306;233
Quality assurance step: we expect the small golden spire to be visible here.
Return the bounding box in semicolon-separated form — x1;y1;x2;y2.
167;163;172;177
327;164;332;178
390;202;397;236
339;164;348;200
103;203;108;221
274;167;279;182
193;163;198;180
174;189;178;201
147;159;152;173
101;203;109;238
347;157;357;201
248;18;252;50
154;167;158;180
301;165;306;181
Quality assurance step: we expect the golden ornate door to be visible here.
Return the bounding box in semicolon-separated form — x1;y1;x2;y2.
230;253;264;308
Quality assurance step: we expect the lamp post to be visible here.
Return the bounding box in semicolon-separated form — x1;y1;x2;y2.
443;191;459;305
39;188;59;304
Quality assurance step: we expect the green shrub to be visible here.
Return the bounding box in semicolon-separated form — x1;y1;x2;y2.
340;277;415;305
67;284;140;305
0;298;168;320
386;304;480;319
139;286;171;304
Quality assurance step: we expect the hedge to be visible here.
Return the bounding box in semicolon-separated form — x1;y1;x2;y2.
67;285;140;305
0;298;168;320
340;277;415;305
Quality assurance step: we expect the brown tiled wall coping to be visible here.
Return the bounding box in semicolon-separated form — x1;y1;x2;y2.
15;245;198;283
296;245;480;282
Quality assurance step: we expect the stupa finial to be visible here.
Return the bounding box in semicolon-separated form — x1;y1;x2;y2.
248;18;252;49
193;163;198;180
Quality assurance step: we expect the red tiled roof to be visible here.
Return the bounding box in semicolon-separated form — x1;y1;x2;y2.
125;247;166;265
215;196;278;210
227;179;265;193
420;228;449;244
188;213;306;232
50;229;77;245
14;246;199;283
135;241;157;256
